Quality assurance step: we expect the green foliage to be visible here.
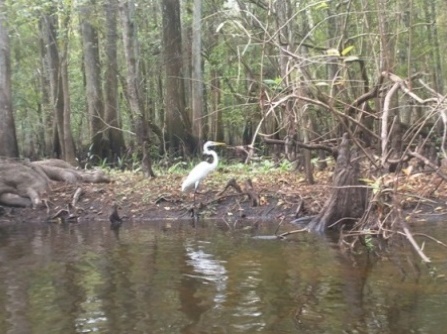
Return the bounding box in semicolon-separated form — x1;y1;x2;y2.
3;0;447;163
84;144;99;169
278;159;292;172
167;161;189;174
263;77;285;93
226;162;252;174
364;233;374;251
313;1;329;10
341;45;354;56
116;156;125;171
259;159;275;173
360;176;388;195
129;152;142;173
97;157;109;170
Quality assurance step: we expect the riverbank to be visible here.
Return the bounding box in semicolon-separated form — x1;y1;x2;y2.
1;165;447;226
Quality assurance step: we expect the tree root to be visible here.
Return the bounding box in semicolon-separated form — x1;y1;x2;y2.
0;159;110;208
216;178;259;207
307;133;367;232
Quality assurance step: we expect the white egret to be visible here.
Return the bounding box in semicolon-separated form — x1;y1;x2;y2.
182;141;226;204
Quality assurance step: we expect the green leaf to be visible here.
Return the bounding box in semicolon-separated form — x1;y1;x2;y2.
359;178;374;185
263;79;277;85
341;45;355;56
315;2;329;10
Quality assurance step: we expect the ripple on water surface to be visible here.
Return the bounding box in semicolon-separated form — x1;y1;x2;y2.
0;220;446;333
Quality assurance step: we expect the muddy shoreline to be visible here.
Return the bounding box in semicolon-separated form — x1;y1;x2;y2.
1;170;446;228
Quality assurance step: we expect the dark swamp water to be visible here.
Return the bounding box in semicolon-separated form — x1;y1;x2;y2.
0;219;446;334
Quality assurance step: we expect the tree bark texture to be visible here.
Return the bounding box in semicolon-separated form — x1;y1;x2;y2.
276;0;313;183
161;0;191;154
40;11;65;159
0;0;19;158
60;50;77;165
191;0;203;144
120;0;155;177
209;69;224;141
0;159;110;208
307;133;367;233
60;13;77;165
80;2;104;160
104;0;125;161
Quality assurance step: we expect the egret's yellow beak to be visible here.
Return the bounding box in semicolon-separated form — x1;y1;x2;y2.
210;141;226;146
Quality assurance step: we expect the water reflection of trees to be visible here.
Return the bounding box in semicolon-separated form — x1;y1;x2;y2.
291;234;429;333
0;223;444;333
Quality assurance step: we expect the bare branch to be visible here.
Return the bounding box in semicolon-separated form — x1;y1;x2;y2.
381;82;400;166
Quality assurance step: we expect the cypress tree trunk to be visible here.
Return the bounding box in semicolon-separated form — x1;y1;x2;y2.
0;0;19;158
80;1;104;161
161;0;192;154
60;13;77;165
40;11;65;159
307;134;367;233
120;0;155;177
191;0;203;145
104;0;125;161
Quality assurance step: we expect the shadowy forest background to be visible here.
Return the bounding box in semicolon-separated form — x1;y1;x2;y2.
1;0;447;178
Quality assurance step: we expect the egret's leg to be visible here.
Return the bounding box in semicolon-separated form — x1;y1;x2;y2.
193;182;199;207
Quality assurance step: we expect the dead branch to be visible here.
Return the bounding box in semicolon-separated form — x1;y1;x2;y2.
418;79;445;99
396;208;431;263
214;178;259;207
345;72;385;115
409;151;447;181
218;178;243;195
243;179;259;207
294;94;381;141
262;137;337;158
72;187;83;207
277;228;307;238
385;72;439;104
381;82;400;166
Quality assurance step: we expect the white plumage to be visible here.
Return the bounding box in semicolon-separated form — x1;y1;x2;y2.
182;141;226;202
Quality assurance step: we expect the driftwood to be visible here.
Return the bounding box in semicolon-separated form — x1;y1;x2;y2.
307;133;368;233
0;159;110;208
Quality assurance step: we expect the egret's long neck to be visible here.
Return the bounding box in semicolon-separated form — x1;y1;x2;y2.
209;150;219;169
